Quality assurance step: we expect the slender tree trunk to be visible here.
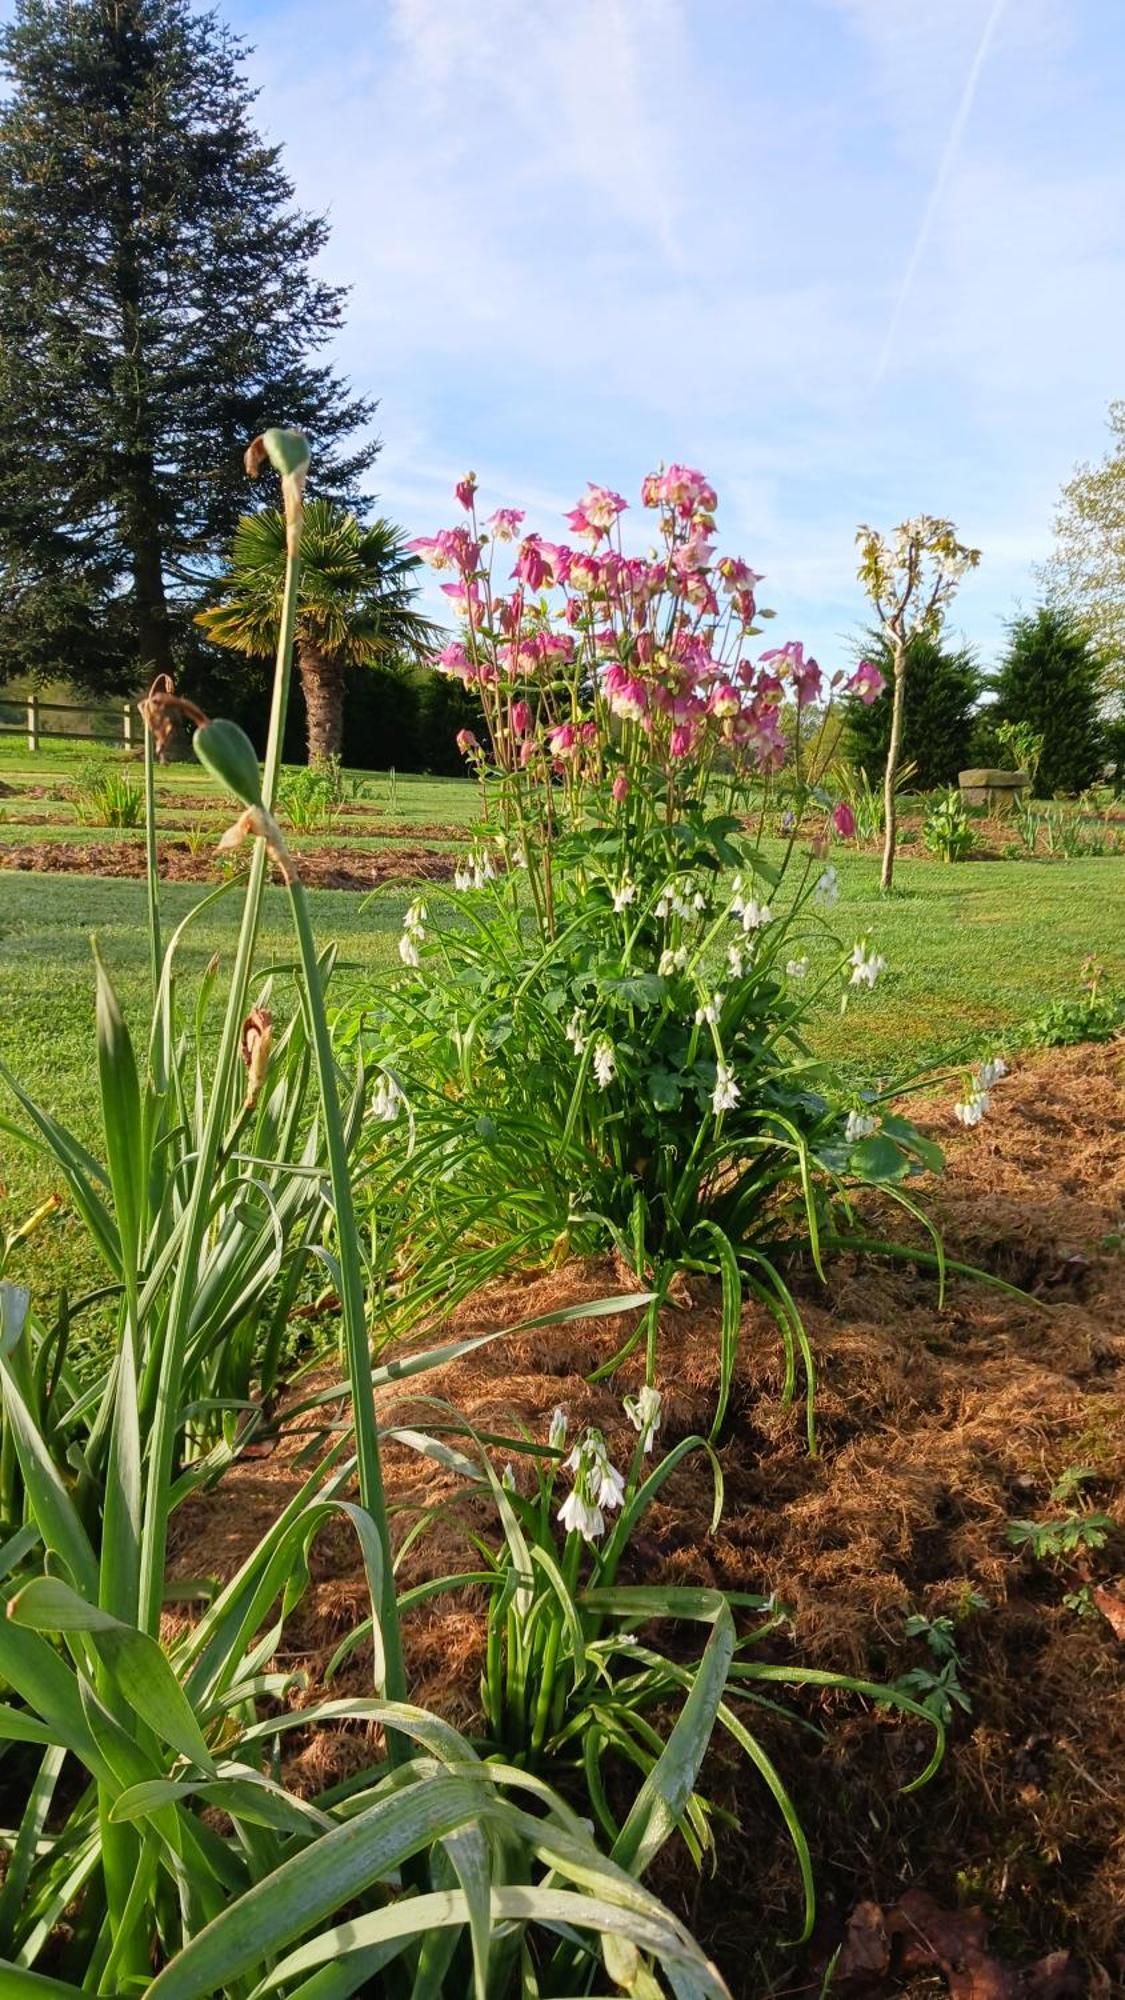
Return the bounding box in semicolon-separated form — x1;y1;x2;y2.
127;468;174;681
298;640;346;764
881;636;907;892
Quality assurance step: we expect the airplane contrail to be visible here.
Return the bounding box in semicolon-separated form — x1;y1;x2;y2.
874;0;1007;384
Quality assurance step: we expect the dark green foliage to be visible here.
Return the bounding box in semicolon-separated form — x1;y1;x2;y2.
992;608;1105;797
1102;713;1125;797
0;0;376;695
845;631;982;789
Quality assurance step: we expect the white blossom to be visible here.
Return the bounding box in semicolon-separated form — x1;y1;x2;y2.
548;1406;568;1450
372;1073;403;1123
813;866;839;909
659;946;688;976
694;992;723;1026
786;956;810;980
844;1108;879;1142
565;1012;587;1057
558;1429;625;1543
712;1063;740;1114
954;1089;991;1128
398;932;421;969
727;944;747;979
501;1462;516;1492
612;879;637;912
849;941;886;989
624;1384;663;1454
977;1056;1008;1089
740;899;773;934
404;899;427;936
593;1037;616;1089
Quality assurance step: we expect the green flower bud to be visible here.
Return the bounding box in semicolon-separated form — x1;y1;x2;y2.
193;717;263;808
245;428;311;481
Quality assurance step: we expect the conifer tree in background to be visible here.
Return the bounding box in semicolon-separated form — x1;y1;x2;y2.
845;629;982;791
0;0;376;696
992;607;1104;798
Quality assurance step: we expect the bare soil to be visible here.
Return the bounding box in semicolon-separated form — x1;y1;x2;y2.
0;837;458;890
167;1044;1125;1996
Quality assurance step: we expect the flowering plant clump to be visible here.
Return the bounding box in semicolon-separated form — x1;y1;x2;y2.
363;467;945;1430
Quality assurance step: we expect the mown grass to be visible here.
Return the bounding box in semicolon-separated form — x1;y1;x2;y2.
2;822;1122;1315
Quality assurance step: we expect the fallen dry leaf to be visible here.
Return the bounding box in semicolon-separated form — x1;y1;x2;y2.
1092;1583;1125;1641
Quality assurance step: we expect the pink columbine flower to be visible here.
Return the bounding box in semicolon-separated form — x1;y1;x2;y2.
833;801;856;839
848;659;886;705
568;551;602;594
513;535;554;590
454;472;477;512
486;507;525;542
510;700;532;737
437;640;474;682
708;682;741;718
546;722;578;759
608;676;648;722
612;771;630;802
658;465;718;517
669;722;698;759
567;483;628;538
455;729;481;759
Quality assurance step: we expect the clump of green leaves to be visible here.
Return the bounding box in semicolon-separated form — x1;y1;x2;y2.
1024;958;1123;1046
279;754;349;833
71;758;144;827
922;789;975;863
894;1596;986;1726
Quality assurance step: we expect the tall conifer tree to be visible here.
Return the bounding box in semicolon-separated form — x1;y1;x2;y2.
0;0;376;691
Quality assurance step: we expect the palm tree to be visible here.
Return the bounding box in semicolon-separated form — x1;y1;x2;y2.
198;499;439;765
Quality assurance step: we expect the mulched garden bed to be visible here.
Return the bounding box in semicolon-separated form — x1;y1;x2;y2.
166;1043;1125;1997
0;837;458;889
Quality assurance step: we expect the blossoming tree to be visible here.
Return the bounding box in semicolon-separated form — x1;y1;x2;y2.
855;516;980;890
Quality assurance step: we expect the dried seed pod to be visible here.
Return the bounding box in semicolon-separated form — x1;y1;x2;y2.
240;1006;274;1106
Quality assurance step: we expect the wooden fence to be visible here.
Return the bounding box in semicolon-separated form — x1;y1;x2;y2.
0;695;141;751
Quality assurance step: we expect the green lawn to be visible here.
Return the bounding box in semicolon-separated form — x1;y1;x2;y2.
2;834;1122;1312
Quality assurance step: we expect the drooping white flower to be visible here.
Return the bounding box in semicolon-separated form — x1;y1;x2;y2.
844;1108;879;1142
727;944;747;979
404;899;427;936
712;1062;740;1114
624;1384;663;1455
557;1487;605;1541
849;941;886;989
548;1406;568;1450
741;899;772;934
398;932;421;968
593;1037;616;1090
659;946;688;976
453;862;473;892
813;865;839;908
729;873;746;916
695;992;723;1026
612;879;637;912
372;1073;403;1122
558;1429;625;1542
501;1462;516;1492
786;956;810;980
954;1089;991;1127
977;1056;1008;1089
565;1011;587;1057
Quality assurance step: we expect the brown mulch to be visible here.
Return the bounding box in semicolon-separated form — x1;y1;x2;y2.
166;1043;1125;1995
0;838;458;890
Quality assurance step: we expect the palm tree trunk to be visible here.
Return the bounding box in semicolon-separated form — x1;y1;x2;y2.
297;640;346;765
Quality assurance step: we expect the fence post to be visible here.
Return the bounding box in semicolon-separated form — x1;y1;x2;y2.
27;694;39;753
123;702;134;751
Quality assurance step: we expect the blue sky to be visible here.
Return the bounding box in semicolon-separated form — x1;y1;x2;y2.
228;0;1124;675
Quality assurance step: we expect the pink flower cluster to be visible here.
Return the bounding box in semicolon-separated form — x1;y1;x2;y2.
411;467;885;787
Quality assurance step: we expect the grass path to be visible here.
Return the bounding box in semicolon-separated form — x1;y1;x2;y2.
2;846;1122;1308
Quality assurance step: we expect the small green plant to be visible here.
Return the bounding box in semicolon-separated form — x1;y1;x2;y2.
994;718;1044;787
278;757;345;834
71;759;144;827
1007;1513;1114;1560
893;1598;984;1726
182;815;213;858
1024;958;1123;1047
922;788;974;862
